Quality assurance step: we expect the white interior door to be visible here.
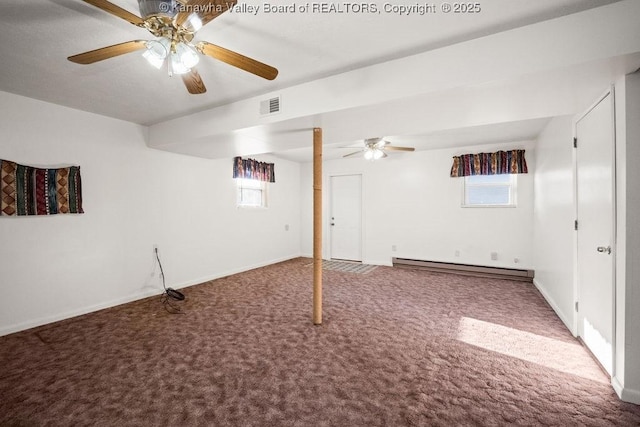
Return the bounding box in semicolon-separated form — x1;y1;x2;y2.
575;91;615;375
330;175;362;261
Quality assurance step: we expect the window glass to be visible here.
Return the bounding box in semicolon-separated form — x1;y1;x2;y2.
463;174;516;207
237;179;267;208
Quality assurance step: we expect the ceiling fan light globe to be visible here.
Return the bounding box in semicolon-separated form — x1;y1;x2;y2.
143;50;165;69
145;40;168;58
364;149;374;161
373;149;384;160
176;43;200;69
187;15;203;32
143;40;168;69
169;53;191;74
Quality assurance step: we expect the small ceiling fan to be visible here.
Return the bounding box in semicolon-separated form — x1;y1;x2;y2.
68;0;278;94
343;138;415;160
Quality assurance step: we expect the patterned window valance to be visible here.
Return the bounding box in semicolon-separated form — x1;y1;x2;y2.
1;159;83;216
450;149;528;177
233;157;275;183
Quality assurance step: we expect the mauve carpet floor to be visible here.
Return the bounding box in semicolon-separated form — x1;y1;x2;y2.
1;258;639;426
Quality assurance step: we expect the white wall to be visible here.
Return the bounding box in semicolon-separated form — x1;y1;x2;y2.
531;116;575;331
529;80;640;404
301;142;534;269
0;91;301;336
613;72;640;404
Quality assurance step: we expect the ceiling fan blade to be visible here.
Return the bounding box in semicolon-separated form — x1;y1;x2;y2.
182;69;207;94
68;40;147;64
384;146;415;152
200;0;237;25
175;0;237;30
343;150;364;158
81;0;144;26
196;41;278;80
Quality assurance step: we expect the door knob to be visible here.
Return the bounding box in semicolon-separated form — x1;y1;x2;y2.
596;246;612;254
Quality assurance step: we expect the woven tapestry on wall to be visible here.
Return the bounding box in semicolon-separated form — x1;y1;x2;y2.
450;149;528;177
233;157;275;182
0;159;83;216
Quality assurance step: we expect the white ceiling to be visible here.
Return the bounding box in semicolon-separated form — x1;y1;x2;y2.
277;118;553;163
0;0;637;162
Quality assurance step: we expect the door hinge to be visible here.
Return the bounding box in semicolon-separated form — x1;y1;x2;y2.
575;301;579;312
573;137;577;148
574;220;578;231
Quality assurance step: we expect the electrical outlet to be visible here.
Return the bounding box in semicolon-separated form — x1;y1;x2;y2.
284;224;289;231
514;257;520;264
491;252;498;261
391;245;397;252
455;250;460;257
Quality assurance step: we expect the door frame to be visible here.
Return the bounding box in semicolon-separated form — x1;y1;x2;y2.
572;86;617;376
325;172;365;262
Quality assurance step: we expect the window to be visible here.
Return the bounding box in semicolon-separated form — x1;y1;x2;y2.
463;174;516;207
237;179;268;208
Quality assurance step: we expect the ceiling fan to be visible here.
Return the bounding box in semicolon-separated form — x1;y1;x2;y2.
67;0;278;94
343;138;415;160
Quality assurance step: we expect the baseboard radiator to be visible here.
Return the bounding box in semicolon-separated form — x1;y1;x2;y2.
392;257;534;282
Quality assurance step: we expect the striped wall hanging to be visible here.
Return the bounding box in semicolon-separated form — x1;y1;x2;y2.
450;149;528;177
0;159;84;216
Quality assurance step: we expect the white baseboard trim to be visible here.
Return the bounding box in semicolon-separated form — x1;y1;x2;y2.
365;259;393;267
0;288;159;338
613;376;640;404
169;254;301;290
621;387;640;404
613;376;625;399
299;254;391;267
533;278;575;335
0;253;301;338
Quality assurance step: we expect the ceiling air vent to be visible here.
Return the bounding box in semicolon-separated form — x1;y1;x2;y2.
260;96;281;115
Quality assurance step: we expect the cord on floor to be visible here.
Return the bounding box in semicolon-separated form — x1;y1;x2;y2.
155;248;186;315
